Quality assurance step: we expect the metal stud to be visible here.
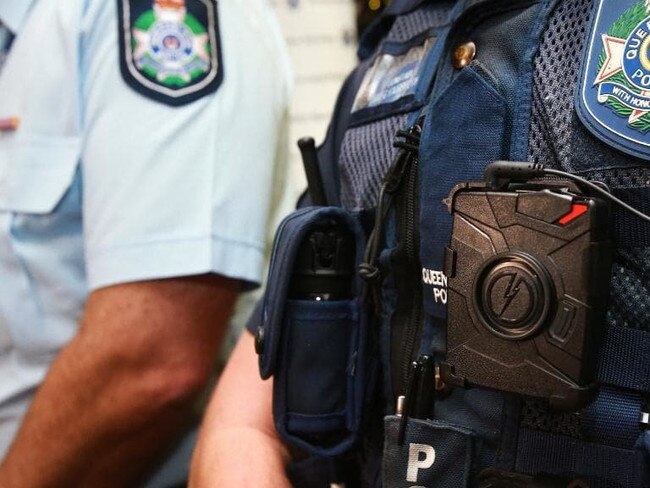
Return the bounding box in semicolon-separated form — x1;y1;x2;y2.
453;41;477;69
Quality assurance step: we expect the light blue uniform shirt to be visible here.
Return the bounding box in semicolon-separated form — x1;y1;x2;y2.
0;0;292;483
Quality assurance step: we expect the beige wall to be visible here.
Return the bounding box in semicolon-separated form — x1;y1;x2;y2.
270;0;358;190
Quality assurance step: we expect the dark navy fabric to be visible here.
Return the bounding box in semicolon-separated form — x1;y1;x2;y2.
523;1;650;484
284;300;358;422
286;456;331;488
582;387;642;449
515;428;647;488
419;64;508;320
431;388;519;470
598;325;650;392
382;416;473;487
258;207;314;378
257;206;370;457
253;0;650;485
385;3;453;44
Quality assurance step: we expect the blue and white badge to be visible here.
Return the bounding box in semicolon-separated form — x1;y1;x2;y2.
577;0;650;160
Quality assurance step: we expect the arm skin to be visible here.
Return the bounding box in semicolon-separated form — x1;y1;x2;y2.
188;331;291;488
0;274;240;488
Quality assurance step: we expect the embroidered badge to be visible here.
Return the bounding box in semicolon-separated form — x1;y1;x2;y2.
577;0;650;159
118;0;223;106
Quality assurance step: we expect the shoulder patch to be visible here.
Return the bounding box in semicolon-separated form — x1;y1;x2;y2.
117;0;223;106
576;0;650;160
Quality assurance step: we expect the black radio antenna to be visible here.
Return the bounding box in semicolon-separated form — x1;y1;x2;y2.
298;137;328;207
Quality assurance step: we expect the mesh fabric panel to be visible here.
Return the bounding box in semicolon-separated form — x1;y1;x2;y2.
607;247;650;330
583;167;650;188
527;0;593;172
339;2;454;212
339;114;408;211
385;3;453;43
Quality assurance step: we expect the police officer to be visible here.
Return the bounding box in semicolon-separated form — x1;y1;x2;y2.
0;0;291;486
193;0;650;486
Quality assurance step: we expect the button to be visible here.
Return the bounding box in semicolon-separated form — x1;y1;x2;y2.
453;41;476;69
474;252;553;340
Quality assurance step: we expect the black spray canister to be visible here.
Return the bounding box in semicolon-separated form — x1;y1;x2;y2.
291;137;356;302
288;223;356;301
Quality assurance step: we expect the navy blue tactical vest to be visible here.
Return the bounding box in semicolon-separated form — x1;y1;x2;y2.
255;0;650;486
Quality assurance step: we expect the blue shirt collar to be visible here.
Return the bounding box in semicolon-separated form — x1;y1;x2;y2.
0;0;37;33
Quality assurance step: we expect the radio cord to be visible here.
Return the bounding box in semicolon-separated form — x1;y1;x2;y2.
543;168;650;224
484;161;650;223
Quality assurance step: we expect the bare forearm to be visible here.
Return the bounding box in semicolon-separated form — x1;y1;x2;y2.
0;276;238;488
0;334;195;487
190;427;290;488
189;333;290;488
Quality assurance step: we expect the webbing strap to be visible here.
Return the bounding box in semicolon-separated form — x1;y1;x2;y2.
582;387;642;449
598;325;650;393
515;429;645;487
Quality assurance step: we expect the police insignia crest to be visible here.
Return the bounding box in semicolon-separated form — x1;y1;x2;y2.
118;0;223;105
577;0;650;159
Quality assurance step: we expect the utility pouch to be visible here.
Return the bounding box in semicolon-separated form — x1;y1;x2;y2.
382;416;474;488
256;206;369;457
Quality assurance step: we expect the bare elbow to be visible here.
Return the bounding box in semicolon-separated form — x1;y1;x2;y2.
142;359;213;411
92;343;216;416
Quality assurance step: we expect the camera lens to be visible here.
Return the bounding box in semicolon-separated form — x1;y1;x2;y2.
474;252;554;340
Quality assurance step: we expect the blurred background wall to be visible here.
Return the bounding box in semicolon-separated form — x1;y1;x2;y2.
270;0;358;191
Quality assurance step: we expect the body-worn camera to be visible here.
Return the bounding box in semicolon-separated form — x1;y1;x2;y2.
440;164;612;410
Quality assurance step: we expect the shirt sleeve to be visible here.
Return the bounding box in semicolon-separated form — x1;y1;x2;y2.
79;0;292;291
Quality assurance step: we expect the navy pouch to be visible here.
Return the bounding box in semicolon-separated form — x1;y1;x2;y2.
383;416;474;487
257;206;369;457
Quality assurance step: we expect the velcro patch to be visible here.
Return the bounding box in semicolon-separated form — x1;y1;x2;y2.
577;0;650;160
117;0;223;106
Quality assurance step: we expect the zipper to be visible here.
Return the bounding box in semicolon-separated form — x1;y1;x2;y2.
359;118;424;310
357;117;424;398
391;121;424;397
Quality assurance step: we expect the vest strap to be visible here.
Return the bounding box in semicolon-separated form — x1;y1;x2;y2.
598;325;650;393
582;387;643;449
515;429;645;486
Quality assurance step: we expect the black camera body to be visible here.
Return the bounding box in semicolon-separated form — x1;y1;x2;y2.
440;176;612;411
